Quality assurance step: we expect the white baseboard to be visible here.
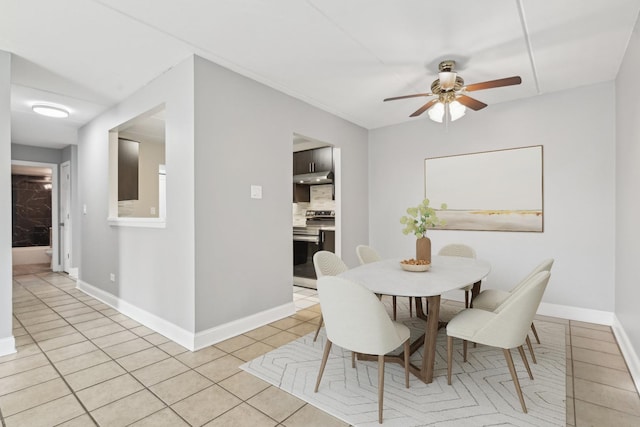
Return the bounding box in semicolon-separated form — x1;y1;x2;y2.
612;315;640;394
445;292;616;325
537;301;615;325
67;268;78;279
0;335;16;357
194;302;296;351
77;280;296;352
77;280;195;350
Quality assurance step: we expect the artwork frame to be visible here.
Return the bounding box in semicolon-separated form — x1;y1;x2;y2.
425;145;543;232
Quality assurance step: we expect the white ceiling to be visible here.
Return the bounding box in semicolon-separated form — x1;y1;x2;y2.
2;0;639;149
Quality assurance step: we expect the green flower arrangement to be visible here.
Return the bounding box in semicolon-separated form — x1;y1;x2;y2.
400;199;448;237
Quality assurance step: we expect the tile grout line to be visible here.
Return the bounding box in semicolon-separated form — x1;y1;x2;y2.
568;321;576;425
13;275;197;426
10;285;101;426
14;273;639;426
21;273;290;426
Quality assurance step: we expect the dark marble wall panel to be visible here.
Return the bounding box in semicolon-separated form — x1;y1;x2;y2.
12;174;52;247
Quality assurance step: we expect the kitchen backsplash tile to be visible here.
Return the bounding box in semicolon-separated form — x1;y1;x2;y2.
309;185;335;210
293;202;309;227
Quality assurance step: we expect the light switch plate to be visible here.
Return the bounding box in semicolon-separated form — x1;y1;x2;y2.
251;185;262;199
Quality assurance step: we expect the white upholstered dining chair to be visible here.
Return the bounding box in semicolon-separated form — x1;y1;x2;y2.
446;270;551;413
315;275;411;424
472;258;554;362
312;251;349;342
356;245;414;320
438;243;478;308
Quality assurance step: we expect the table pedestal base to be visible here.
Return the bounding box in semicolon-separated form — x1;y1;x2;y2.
357;295;442;384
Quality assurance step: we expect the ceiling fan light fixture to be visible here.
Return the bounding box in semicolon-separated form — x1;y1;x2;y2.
438;71;457;91
427;101;466;124
449;101;466;121
32;104;69;118
427;102;445;123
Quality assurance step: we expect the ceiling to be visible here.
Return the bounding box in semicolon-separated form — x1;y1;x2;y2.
2;0;639;149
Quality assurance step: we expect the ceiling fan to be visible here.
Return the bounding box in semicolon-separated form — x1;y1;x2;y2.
384;60;522;123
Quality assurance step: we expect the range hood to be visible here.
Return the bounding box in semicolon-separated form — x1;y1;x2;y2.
293;170;334;185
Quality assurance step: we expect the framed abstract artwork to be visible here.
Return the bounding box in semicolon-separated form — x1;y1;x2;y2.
425;145;543;232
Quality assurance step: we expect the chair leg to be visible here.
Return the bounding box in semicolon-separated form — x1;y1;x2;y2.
518;345;534;380
314;340;332;392
525;335;537;364
404;339;410;388
313;314;323;342
464;291;470;308
409;297;413;317
463;340;468;363
352;351;356;368
531;322;541;344
503;348;527;413
378;354;385;424
392;296;397;320
447;336;453;385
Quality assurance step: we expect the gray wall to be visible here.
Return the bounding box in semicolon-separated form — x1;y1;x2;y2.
11;143;62;164
368;82;616;312
192;56;368;331
78;56;196;333
0;50;13;355
615;14;640;363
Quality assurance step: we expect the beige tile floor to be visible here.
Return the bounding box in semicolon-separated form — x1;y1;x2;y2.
1;272;639;426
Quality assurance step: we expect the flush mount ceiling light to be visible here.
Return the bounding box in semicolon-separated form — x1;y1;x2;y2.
32;104;70;118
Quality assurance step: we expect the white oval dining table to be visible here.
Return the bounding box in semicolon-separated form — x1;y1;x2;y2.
339;255;491;384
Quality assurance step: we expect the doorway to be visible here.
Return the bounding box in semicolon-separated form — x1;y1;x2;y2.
11;160;60;272
292;133;341;289
60;161;71;272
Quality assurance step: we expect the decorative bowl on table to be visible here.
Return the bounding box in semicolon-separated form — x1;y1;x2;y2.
400;259;431;272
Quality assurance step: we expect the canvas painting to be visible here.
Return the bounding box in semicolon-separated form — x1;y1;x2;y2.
425;145;543;232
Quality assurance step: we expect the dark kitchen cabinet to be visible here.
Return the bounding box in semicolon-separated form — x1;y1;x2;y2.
293;183;310;203
293;147;333;174
293;150;314;174
321;230;335;253
312;147;333;172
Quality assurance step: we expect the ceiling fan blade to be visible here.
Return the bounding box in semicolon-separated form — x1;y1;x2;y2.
410;99;439;117
383;93;432;102
457;95;487;111
465;76;522;92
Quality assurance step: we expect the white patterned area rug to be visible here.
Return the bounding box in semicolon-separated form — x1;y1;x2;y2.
241;309;566;427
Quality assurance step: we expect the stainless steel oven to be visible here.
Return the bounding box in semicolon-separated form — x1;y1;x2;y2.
293;210;335;280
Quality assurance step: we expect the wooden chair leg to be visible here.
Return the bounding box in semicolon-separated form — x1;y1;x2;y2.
463;339;468;362
314;340;332;392
313;314;323;342
352;351;356;368
503;348;527;413
525;335;537;364
464;291;470;308
409;297;413;317
378;354;385;424
531;322;541;344
404;340;410;388
447;336;453;385
518;345;534;380
392;296;397;320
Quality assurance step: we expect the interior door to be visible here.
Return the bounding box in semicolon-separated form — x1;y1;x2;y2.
60;162;71;272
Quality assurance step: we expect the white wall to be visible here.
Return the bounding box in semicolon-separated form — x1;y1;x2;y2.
615;14;640;372
0;50;14;356
78;57;196;336
369;82;616;312
192;56;369;332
